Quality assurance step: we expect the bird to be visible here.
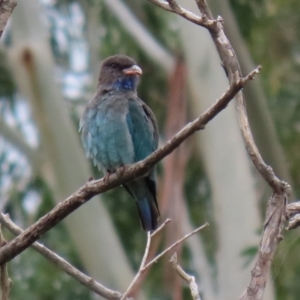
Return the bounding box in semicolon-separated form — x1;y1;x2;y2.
79;54;160;231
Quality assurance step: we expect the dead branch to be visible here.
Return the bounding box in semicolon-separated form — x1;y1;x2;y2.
0;68;259;266
0;0;17;38
121;221;208;300
0;213;121;300
147;1;290;299
0;225;11;300
170;252;201;300
143;223;209;271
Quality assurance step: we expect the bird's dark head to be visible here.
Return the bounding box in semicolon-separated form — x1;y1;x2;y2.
97;55;142;93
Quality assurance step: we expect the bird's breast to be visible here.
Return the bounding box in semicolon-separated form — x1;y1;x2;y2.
82;96;135;171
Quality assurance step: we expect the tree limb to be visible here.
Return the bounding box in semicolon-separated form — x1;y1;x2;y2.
0;0;17;38
0;67;259;266
0;213;121;300
170;252;201;300
0;225;11;300
147;1;290;299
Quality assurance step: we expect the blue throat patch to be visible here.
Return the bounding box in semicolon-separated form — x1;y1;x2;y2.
113;77;135;91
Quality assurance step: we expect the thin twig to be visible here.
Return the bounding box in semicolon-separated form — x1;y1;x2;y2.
170;252;201;300
0;68;259;267
120;232;152;300
150;218;171;238
121;220;171;299
286;213;300;230
286;201;300;230
0;225;11;300
0;213;121;300
143;222;209;271
146;0;214;27
121;222;208;299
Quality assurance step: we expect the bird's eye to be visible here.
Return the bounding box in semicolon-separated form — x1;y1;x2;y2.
110;63;117;69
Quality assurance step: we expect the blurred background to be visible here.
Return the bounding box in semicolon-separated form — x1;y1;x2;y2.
0;0;300;299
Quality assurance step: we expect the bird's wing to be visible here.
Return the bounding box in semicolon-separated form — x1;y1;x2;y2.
126;97;158;162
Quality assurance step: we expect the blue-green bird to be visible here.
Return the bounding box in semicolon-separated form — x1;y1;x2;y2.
79;55;160;231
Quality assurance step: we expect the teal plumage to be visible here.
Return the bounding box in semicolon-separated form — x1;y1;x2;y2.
79;55;160;231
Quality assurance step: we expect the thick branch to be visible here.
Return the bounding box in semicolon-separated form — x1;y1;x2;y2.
0;68;259;266
239;192;287;300
0;0;17;38
0;213;121;300
0;225;11;300
147;1;290;299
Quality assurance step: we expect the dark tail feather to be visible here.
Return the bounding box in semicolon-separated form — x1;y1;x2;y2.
136;198;159;231
124;178;160;231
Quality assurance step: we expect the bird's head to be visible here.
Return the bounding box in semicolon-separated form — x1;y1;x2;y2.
97;55;142;93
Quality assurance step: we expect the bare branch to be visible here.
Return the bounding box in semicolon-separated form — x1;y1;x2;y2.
120;232;152;300
143;223;209;271
0;0;17;38
147;0;214;27
180;3;290;299
0;213;121;300
239;191;287;300
121;222;208;299
170;252;201;300
0;225;11;300
286;213;300;230
151;218;172;238
286;201;300;217
0;67;259;266
121;219;170;299
146;1;290;299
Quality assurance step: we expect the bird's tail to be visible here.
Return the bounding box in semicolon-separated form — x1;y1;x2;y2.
124;179;160;231
136;197;159;231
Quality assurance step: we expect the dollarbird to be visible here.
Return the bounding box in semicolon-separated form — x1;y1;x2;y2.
79;55;160;231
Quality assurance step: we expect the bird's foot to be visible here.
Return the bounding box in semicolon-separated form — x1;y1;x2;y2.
103;170;113;184
115;165;128;177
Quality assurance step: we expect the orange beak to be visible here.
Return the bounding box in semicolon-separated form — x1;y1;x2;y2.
123;65;143;76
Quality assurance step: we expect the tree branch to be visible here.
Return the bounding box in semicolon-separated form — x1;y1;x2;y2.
170;252;201;300
0;0;17;38
286;201;300;230
0;67;259;266
121;221;207;300
146;1;290;299
0;213;121;300
0;225;11;300
120;219;170;300
147;0;214;27
143;222;209;271
239;192;287;300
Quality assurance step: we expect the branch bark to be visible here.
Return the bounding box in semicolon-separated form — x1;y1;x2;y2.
147;1;290;299
0;213;121;300
0;0;17;38
170;252;201;300
0;67;259;266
